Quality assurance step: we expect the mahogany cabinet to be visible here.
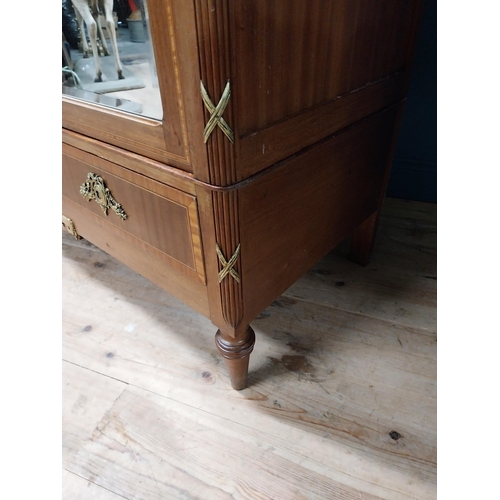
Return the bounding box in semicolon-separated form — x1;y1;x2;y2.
62;0;423;389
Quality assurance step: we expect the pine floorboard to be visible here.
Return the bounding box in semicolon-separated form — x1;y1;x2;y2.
62;197;437;500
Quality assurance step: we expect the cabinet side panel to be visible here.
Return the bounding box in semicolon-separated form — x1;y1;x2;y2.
239;103;402;323
232;0;418;135
238;71;407;179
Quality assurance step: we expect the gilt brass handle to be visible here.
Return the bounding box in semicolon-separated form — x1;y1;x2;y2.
62;215;80;240
79;172;127;220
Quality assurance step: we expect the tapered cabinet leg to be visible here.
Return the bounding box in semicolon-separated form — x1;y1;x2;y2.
215;326;255;390
349;211;380;266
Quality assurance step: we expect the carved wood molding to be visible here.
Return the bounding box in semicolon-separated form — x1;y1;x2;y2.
215;326;255;360
213;191;243;330
195;1;244;332
194;0;237;187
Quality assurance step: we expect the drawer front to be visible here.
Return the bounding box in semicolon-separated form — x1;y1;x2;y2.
62;143;205;284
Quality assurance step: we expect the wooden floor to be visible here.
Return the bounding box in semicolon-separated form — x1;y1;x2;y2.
62;197;437;500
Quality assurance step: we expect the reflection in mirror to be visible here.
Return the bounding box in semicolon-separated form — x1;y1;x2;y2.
62;0;163;120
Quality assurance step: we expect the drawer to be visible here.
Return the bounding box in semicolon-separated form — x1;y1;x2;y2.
62;143;206;285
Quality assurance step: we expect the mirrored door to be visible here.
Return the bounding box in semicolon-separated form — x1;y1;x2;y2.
62;0;162;119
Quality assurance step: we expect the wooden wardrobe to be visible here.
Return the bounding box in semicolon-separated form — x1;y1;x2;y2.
62;0;423;389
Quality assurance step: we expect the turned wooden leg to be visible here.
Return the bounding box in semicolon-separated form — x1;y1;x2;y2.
215;326;255;390
349;211;380;266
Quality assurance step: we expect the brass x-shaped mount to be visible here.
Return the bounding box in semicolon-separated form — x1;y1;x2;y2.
216;243;241;283
201;80;235;144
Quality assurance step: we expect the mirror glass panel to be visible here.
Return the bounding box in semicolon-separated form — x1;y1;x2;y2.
62;0;162;120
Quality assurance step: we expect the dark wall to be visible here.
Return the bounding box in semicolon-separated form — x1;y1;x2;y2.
386;0;437;203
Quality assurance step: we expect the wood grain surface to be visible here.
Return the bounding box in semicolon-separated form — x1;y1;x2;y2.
62;198;436;500
239;104;402;326
62;470;125;500
63;143;206;284
232;0;418;136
